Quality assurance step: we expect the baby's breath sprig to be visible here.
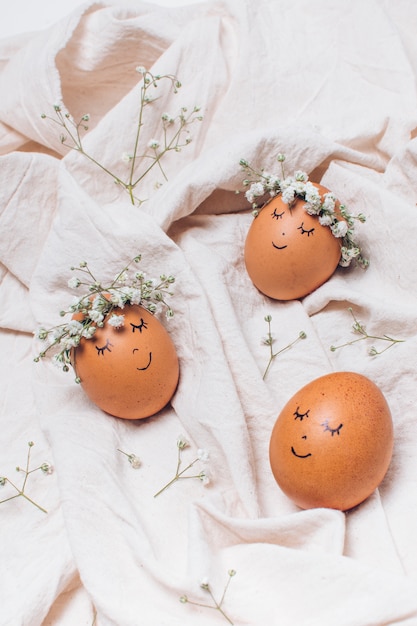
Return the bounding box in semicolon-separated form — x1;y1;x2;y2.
117;449;141;469
41;68;203;206
330;307;405;356
239;154;368;268
180;570;236;625
153;435;210;498
262;315;306;379
34;254;175;373
0;441;53;514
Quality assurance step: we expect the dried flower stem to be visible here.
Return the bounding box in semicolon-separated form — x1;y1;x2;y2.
41;69;202;206
0;442;52;514
180;570;236;624
154;436;209;497
263;315;306;379
330;307;404;356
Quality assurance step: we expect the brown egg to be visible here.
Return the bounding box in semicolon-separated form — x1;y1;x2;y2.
244;184;342;300
71;305;179;420
269;372;394;511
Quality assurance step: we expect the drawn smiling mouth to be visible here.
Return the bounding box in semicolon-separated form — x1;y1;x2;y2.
132;349;152;371
291;446;312;458
272;241;287;250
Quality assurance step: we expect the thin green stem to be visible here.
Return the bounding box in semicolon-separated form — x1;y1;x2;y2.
0;443;49;513
330;308;405;355
153;458;198;497
262;316;306;379
185;599;233;625
20;492;48;514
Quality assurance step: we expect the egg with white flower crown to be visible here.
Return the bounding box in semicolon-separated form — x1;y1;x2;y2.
244;182;347;300
71;304;179;420
269;372;394;511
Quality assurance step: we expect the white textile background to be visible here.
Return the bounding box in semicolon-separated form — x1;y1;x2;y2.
1;1;417;625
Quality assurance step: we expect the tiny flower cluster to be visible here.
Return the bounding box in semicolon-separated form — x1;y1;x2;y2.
34;255;175;372
240;154;368;268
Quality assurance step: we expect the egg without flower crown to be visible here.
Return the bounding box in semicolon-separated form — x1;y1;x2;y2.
269;371;394;511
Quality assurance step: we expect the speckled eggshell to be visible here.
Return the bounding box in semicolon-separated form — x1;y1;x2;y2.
72;305;179;420
269;372;394;511
244;183;342;300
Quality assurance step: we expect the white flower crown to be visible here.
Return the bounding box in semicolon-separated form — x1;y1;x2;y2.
240;154;368;268
34;255;175;372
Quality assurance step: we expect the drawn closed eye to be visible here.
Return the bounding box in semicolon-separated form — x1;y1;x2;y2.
130;318;148;333
271;208;285;220
298;222;315;236
96;338;113;355
321;419;343;436
294;407;310;421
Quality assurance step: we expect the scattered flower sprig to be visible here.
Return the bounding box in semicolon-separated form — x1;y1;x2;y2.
34;254;175;373
41;68;203;206
330;307;405;356
180;570;236;625
0;442;53;514
153;435;210;498
262;315;306;379
239;154;368;268
117;449;142;469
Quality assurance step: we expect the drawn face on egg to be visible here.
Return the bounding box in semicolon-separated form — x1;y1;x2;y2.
72;304;179;420
270;207;316;253
269;372;394;511
94;316;153;372
289;406;343;459
244;185;342;300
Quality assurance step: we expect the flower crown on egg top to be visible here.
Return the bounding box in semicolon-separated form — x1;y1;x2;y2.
240;154;369;269
34;255;175;373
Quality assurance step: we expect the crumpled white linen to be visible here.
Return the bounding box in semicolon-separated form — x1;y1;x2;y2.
1;0;417;625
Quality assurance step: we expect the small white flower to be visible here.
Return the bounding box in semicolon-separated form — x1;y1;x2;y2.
40;462;53;475
197;448;209;463
318;213;333;227
68;277;81;289
161;112;174;123
294;170;308;182
110;292;126;308
331;220;348;238
63;336;80;349
128;288;142;305
199;469;211;486
66;320;84;336
323;192;336;212
121;152;132;163
200;577;210;590
177;435;189;450
82;326;96;339
129;454;141;469
89;309;104;323
245;181;265;204
136;66;147;74
108;314;125;328
282;186;295;205
37;327;48;341
148;139;160;150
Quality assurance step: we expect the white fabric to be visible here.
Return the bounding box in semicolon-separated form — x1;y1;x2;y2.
1;0;417;624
